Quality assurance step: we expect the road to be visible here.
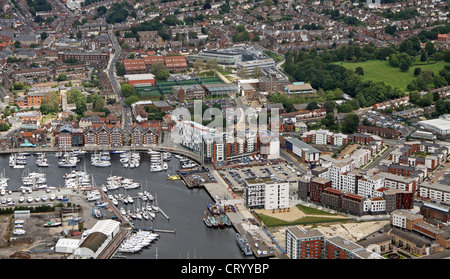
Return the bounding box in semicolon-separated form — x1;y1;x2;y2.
107;30;132;140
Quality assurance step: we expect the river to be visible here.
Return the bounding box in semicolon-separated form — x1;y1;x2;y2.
0;152;251;259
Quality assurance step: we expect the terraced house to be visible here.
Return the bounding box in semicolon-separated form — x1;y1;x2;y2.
84;125;123;147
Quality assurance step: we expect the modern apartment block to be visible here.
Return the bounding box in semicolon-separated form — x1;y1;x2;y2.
244;177;289;210
285;227;325;259
391;210;424;231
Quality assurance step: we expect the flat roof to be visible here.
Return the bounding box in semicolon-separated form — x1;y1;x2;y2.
124;74;156;80
418;118;450;131
286;226;324;239
286;138;320;154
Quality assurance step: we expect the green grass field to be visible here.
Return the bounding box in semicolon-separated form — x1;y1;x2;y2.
337;59;449;91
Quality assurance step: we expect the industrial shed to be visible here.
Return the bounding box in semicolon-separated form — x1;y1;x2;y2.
55;238;81;254
72;220;120;259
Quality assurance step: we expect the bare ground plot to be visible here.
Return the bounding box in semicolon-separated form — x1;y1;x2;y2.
338;144;360;159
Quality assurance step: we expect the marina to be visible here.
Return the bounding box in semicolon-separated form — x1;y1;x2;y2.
0;151;251;259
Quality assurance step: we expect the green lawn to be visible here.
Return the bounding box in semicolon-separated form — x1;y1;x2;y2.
296;204;336;216
337;59;449;91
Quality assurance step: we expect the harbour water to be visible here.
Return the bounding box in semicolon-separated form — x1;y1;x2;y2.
0;152;251;259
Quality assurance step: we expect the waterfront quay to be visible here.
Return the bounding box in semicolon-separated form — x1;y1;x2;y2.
203;166;279;258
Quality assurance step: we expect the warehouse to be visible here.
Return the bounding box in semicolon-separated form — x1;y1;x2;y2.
418;115;450;136
55;238;81;254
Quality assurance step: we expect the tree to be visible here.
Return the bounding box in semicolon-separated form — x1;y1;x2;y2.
425;41;435;56
399;62;409;72
193;59;203;74
205;59;219;72
151;62;167;77
252;66;263;78
414;67;422;77
14;41;21;48
0;123;9;131
156;70;170;80
97;5;107;16
40;32;48;40
67;88;84;103
57;73;68;81
76;30;82;39
306;101;319;111
121;84;136;98
355;66;364;76
94;97;105;112
125;95;140;106
40;91;60;114
341;113;360;133
388;54;399;67
385;24;397;35
116;62;125;76
420;50;428;62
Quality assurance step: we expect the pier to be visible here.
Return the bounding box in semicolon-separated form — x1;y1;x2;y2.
158;208;170;220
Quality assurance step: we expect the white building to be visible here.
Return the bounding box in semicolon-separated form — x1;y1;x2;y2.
265;180;289;210
357;175;384;198
351;148;372;169
364;198;386;213
66;0;84;10
333;133;348;147
418;181;450;203
55;238;81;254
418;115;450;136
244;177;289;210
329;162;353;192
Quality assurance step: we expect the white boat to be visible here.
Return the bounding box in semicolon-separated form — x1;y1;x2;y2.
127;195;134;203
13;229;25;235
19;196;24;203
42;194;47;202
35;196;40;202
123;182;140;190
163;162;168;170
150;165;162;172
50;194;55;201
142;212;150;220
27;195;33;203
88;194;101;201
94;201;109;207
120;207;126;216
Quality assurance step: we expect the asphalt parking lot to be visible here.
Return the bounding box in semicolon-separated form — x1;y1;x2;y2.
218;161;302;192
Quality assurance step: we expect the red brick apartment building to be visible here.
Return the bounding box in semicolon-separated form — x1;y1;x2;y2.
123;55;187;75
357;125;401;139
84;125;123;147
310;178;332;203
130;123;159;146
